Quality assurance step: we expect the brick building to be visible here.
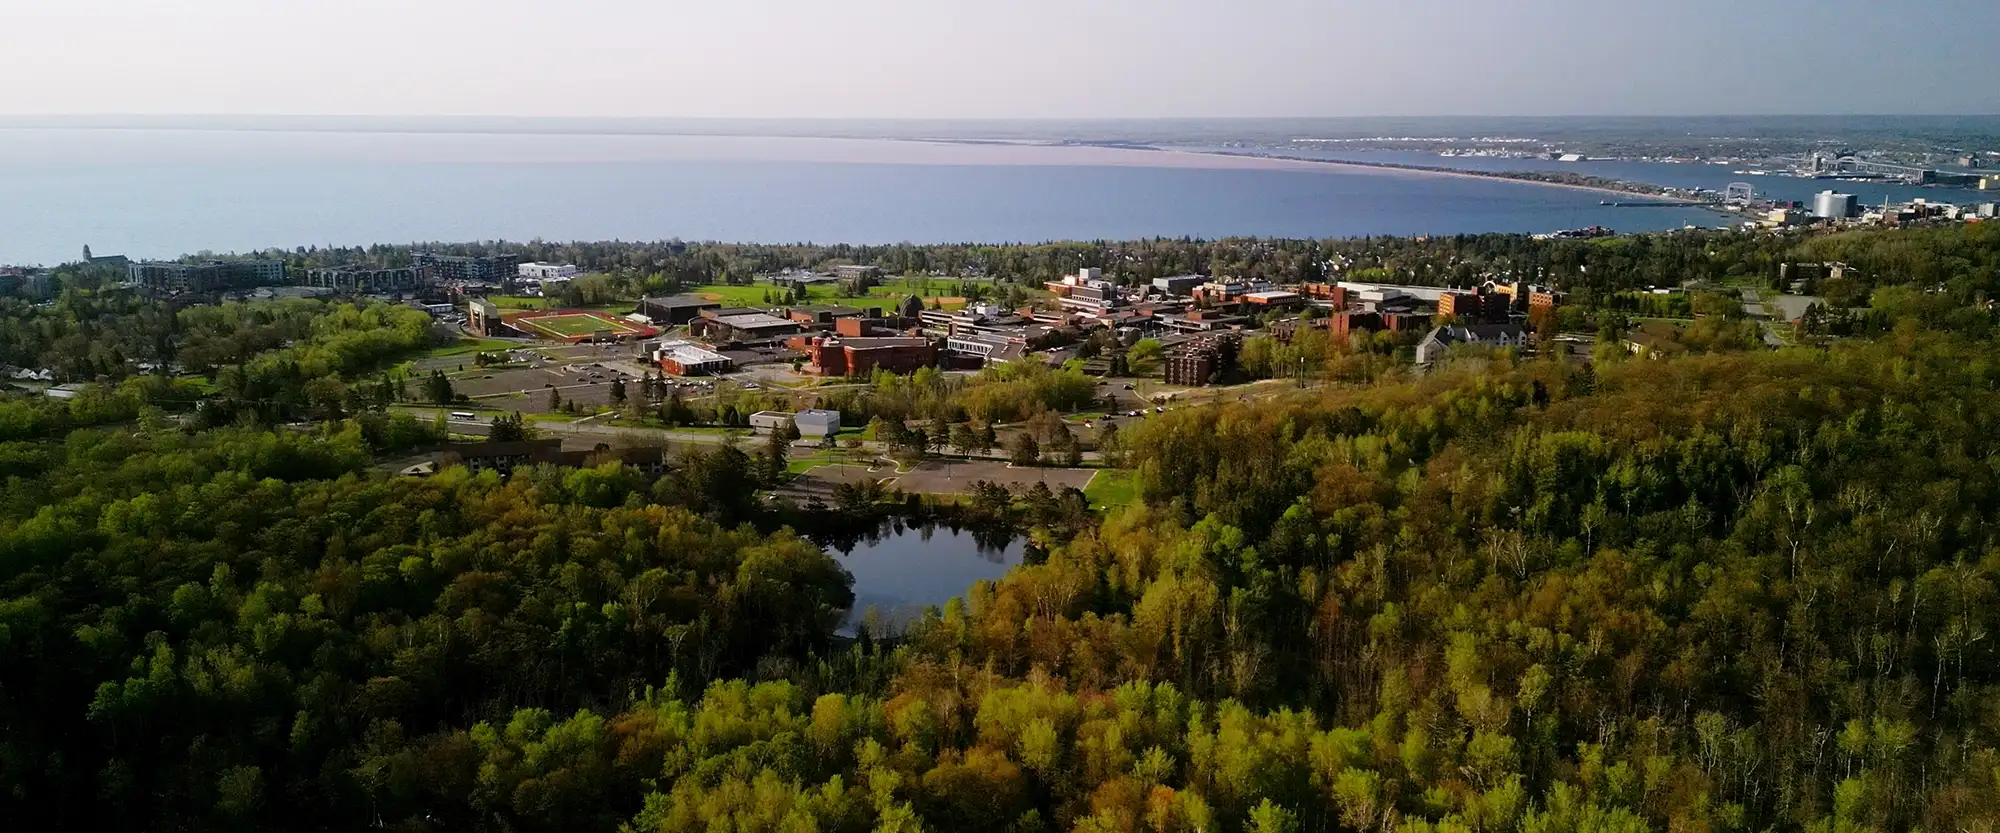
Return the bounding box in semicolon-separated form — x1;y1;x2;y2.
1164;335;1240;387
795;336;936;377
1438;289;1512;324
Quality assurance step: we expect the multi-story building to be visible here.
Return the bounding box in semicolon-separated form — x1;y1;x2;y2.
1152;275;1206;296
1437;289;1512;324
1329;311;1381;338
128;259;287;294
1812;190;1858;220
518;262;579;281
1300;283;1347;307
413;253;520;284
301;265;436;294
1528;289;1565;318
1164;335;1240;387
794;336;936;377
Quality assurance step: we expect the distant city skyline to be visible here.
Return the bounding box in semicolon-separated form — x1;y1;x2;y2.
4;0;1997;119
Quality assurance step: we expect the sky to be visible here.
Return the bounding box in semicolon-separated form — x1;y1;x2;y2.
3;0;1996;118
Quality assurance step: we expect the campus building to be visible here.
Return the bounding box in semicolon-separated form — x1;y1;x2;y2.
749;409;841;438
794;336;936;377
1436;290;1512;324
1164;335;1240;387
690;310;803;343
300;265;436;294
518;262;579;281
636;295;723;326
467;298;506;337
413;253;520;284
128;259;287;294
649;340;734;376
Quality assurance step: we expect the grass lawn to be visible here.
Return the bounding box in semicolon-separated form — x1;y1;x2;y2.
419;337;520;359
515;312;643;339
690;277;1002;311
1084;469;1139;510
786;448;870;475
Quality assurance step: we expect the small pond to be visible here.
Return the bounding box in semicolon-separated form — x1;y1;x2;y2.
808;519;1023;636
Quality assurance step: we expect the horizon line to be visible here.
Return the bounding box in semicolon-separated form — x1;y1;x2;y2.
5;113;1998;122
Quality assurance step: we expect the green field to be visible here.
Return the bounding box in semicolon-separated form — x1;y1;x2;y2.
418;337;520;359
689;276;1002;311
1083;469;1139;509
516;313;638;338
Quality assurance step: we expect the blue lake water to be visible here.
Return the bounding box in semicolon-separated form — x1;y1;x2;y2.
816;521;1021;636
0;129;1722;266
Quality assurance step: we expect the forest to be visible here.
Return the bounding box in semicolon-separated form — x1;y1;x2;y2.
2;224;1998;830
3;333;1998;831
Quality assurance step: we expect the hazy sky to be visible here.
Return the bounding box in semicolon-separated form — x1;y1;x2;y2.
4;0;1996;118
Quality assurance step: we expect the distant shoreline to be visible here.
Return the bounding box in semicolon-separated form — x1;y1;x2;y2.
1168;147;1711;205
888;136;1713;206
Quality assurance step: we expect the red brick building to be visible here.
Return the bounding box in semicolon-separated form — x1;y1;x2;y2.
1300;283;1347;308
1439;290;1512;324
793;336;937;377
1329;311;1381;338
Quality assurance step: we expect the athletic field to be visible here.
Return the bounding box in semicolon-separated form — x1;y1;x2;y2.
507;310;657;342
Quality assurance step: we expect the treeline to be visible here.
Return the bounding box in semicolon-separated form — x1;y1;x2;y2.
0;427;851;829
0;297;447;435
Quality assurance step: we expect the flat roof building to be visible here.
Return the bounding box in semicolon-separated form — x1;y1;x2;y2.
692;312;803;342
302;264;435;294
796;409;841;438
944;332;1029;365
1152;275;1206;296
795;335;935;377
519;262;579;281
1244;290;1303;308
649;340;734;376
637;295;724;326
414;253;520;285
129;259;287;294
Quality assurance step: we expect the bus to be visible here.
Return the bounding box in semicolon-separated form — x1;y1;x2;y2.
449;411;478;421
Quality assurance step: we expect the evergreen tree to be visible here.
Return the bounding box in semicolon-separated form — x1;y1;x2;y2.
426;370;455;406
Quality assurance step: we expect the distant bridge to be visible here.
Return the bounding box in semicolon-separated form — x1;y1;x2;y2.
1781;153;1934;183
